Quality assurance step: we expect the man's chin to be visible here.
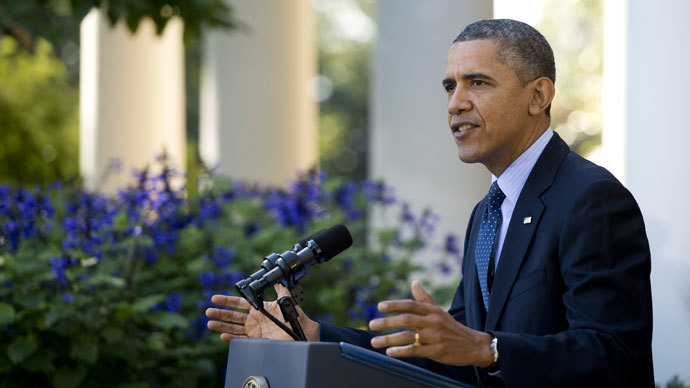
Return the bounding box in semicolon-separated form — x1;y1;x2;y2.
457;151;480;165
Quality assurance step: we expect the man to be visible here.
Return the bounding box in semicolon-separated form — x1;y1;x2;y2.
206;19;653;387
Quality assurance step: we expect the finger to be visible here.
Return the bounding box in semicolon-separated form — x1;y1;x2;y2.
274;283;291;299
211;294;251;310
207;319;248;336
370;330;416;349
411;280;438;306
385;343;438;359
376;299;439;315
369;313;426;331
205;307;248;323
220;332;246;343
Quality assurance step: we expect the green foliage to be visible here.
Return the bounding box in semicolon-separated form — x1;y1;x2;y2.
0;0;235;49
539;0;603;157
315;0;374;181
0;36;79;186
657;375;690;388
0;161;458;386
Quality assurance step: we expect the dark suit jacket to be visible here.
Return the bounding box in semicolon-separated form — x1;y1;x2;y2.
321;133;654;388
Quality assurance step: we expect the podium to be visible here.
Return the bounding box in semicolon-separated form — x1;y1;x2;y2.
224;339;475;388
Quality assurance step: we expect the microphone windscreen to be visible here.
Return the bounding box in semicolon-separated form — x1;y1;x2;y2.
312;224;353;261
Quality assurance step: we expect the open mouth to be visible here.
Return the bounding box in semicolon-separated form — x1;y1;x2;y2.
451;123;479;137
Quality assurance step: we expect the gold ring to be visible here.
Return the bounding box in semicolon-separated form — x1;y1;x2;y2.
413;331;420;347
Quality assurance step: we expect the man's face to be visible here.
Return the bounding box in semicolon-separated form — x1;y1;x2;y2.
443;39;534;176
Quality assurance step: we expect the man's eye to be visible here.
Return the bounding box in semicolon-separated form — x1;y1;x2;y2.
444;84;455;93
470;80;486;87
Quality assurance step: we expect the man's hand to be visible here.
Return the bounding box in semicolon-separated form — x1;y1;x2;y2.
205;284;320;343
369;280;494;367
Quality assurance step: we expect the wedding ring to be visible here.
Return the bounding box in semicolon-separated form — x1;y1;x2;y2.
413;331;421;347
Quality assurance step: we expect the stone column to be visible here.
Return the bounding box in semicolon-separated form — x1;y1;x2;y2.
80;8;186;192
199;0;317;186
370;1;492;271
624;0;690;383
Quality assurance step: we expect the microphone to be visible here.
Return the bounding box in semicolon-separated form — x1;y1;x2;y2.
235;224;353;309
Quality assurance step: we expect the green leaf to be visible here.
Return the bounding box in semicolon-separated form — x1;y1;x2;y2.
113;212;129;231
131;294;166;313
86;273;125;288
44;306;70;328
71;335;99;364
0;351;12;374
7;334;38;364
185;257;206;273
147;311;188;330
101;326;124;344
0;302;15;325
22;349;56;372
146;332;168;351
52;363;87;388
14;291;45;309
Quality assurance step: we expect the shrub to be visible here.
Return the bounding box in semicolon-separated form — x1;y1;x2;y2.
0;160;460;387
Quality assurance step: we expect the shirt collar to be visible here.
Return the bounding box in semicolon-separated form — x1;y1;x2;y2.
492;128;554;204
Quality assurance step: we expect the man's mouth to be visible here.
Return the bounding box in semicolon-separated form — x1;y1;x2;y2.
451;123;479;137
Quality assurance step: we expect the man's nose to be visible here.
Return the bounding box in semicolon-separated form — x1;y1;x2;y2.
448;90;472;114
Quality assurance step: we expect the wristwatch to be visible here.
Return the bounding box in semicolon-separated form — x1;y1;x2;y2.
490;336;499;365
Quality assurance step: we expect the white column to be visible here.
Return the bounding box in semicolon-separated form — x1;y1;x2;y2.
80;8;186;192
199;0;317;186
371;1;492;270
625;0;690;383
601;0;628;182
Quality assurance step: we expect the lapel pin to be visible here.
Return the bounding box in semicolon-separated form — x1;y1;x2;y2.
523;216;532;224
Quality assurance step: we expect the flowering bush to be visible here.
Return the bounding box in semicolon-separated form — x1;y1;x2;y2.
0;161;461;387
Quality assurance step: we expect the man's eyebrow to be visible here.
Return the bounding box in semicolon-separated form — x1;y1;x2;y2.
461;72;496;82
441;77;454;86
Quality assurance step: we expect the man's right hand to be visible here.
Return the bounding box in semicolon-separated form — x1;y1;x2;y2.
205;284;320;343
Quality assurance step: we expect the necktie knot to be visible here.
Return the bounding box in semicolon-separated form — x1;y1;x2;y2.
486;181;506;212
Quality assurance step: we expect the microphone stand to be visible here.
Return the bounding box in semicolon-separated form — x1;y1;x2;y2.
278;296;307;341
251;286;308;341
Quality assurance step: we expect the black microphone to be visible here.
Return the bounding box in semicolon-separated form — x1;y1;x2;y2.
235;224;353;309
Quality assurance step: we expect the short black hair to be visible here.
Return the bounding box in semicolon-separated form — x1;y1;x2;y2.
454;19;555;115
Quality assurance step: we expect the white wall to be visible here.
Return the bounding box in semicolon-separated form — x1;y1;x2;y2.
626;0;690;382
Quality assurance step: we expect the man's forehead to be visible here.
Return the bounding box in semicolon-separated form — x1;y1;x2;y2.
445;39;502;77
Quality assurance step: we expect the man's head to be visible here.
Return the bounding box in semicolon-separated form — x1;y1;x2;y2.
443;19;556;176
454;19;556;106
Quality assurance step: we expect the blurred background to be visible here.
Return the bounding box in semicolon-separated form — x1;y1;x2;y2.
0;0;688;386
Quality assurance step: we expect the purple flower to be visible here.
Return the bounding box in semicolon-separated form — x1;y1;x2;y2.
440;263;452;275
444;234;461;255
364;303;383;321
164;293;183;313
50;257;69;285
62;293;75;303
199;271;217;289
212;247;236;268
108;158;122;173
401;203;415;224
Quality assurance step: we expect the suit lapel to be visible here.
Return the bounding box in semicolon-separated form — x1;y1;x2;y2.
485;189;544;330
466;201;488;329
483;133;571;331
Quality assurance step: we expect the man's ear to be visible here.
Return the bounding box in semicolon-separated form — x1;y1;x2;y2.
528;77;555;116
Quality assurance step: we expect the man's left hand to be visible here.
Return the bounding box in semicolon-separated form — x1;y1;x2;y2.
369;280;494;367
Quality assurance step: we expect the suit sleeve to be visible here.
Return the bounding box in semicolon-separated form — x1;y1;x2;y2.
318;289;477;384
490;179;654;387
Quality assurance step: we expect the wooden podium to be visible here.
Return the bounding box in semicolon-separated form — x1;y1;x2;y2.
224;339;476;388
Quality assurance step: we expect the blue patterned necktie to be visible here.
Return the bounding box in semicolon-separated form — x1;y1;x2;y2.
475;181;506;312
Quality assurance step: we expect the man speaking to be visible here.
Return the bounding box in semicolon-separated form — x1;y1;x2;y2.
205;19;654;387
